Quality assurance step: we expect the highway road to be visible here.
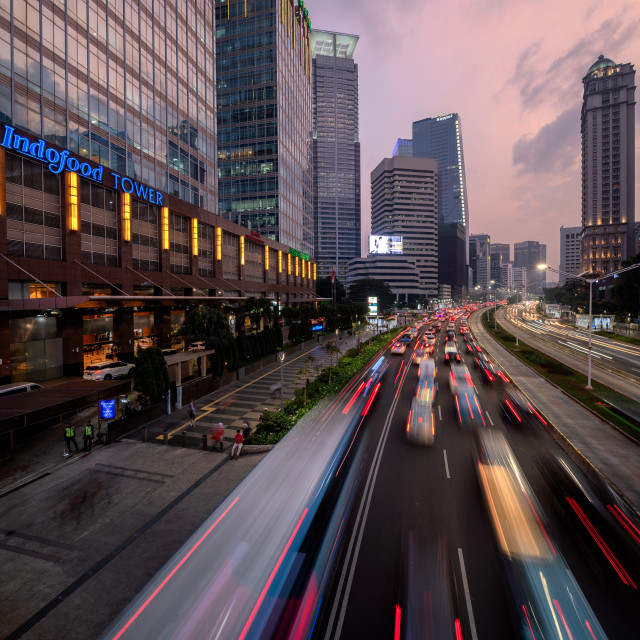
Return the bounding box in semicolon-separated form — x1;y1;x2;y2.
317;315;640;639
505;303;640;389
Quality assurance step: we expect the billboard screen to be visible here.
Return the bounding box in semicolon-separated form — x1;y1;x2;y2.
369;235;403;255
367;296;378;316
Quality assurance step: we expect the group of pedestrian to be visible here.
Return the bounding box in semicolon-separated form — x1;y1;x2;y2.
64;420;95;456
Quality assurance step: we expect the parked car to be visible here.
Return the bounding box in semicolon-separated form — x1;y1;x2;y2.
0;382;43;399
188;342;207;351
83;360;134;381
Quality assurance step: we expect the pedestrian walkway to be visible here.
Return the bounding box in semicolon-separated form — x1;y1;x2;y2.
470;311;640;514
0;329;375;496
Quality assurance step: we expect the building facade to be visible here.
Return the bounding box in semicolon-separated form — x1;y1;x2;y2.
581;55;636;275
392;138;413;157
514;240;546;292
501;262;513;289
560;225;582;285
0;1;316;384
438;222;466;300
412;113;469;286
215;0;314;255
470;233;490;288
370;156;438;298
311;29;360;282
490;242;510;284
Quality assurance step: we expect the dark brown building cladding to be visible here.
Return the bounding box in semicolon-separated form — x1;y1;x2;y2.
0;125;316;384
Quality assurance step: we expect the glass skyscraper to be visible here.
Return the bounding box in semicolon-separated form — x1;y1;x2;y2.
215;0;314;255
412;113;470;289
0;0;217;210
311;29;360;281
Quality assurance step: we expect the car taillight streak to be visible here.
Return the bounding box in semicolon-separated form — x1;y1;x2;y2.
607;504;640;545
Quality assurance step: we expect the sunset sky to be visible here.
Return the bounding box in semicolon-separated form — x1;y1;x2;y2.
308;0;640;274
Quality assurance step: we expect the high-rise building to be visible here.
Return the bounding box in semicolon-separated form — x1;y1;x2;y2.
216;0;314;255
581;55;636;275
514;241;546;292
490;242;510;285
370;156;438;298
501;262;514;289
438;223;466;300
412;113;470;287
392;138;413;157
311;29;360;282
560;226;582;285
470;234;491;288
0;0;316;383
513;266;527;292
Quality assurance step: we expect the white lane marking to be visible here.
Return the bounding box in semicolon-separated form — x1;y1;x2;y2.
458;547;479;640
486;411;493;426
443;450;450;479
438;404;442;421
326;359;409;639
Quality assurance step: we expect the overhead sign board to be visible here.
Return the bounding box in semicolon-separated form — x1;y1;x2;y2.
100;399;116;420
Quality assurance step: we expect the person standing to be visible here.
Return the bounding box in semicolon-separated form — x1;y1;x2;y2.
64;423;79;456
83;420;94;452
242;421;251;441
231;429;243;460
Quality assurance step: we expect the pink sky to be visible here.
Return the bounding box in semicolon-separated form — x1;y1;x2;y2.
308;0;640;275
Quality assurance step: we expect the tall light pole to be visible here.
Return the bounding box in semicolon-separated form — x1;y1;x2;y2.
491;280;497;329
538;262;640;390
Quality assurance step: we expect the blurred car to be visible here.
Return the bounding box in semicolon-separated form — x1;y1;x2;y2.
407;392;435;446
161;348;178;356
398;333;413;344
501;386;547;426
188;341;207;351
473;352;505;383
412;342;426;364
475;429;608;640
433;323;441;333
449;363;485;428
445;328;456;341
390;342;407;355
444;342;461;364
83;360;134;381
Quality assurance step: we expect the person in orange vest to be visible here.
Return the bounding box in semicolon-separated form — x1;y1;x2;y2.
231;428;243;460
64;423;79;456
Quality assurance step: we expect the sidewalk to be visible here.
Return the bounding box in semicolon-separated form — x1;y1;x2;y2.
470;311;640;515
0;329;376;496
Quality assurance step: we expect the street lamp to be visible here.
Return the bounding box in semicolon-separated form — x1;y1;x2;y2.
537;262;640;390
490;280;497;329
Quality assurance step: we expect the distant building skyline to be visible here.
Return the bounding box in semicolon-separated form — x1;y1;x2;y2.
580;54;636;275
560;226;582;284
470;233;490;289
514;240;546;293
311;29;361;282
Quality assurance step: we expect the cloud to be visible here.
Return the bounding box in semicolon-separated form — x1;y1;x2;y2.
512;105;580;174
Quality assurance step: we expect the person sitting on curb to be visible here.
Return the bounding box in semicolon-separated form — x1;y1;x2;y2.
231;429;243;460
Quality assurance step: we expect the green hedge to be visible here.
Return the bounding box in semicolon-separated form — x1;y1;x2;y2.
250;328;401;444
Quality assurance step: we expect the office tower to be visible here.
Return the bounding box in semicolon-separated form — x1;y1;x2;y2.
470;234;491;288
438;223;466;299
560;226;582;285
413;113;470;287
216;0;314;255
346;255;423;304
0;0;316;383
370;156;438;299
491;242;510;284
514;241;546;292
513;266;527;292
392;138;413;157
501;262;514;289
581;55;636;274
311;29;360;282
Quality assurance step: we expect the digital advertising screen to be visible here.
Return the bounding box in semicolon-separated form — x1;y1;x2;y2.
369;235;403;254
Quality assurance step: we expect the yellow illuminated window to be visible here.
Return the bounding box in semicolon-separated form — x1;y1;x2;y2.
192;217;198;256
216;227;222;260
287;253;292;275
66;172;79;231
161;207;169;250
302;259;306;278
295;256;299;277
313;263;316;280
122;192;131;241
278;250;282;273
265;245;269;270
240;236;245;266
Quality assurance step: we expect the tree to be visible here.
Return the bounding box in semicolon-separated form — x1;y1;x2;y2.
323;337;343;384
296;355;319;405
316;275;347;304
183;306;232;349
612;253;640;320
348;278;395;312
133;347;169;406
